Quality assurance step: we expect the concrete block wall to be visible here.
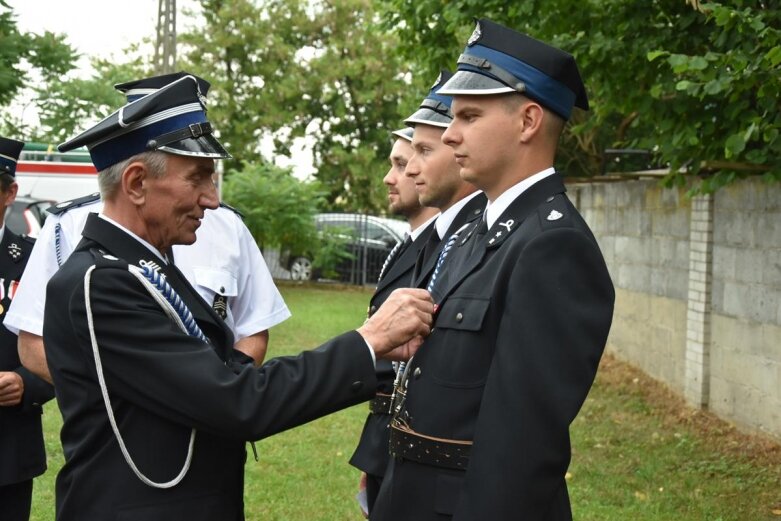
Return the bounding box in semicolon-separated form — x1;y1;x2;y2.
573;180;691;394
570;177;781;439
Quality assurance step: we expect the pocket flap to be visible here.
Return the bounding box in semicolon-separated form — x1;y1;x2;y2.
435;296;490;331
192;268;238;296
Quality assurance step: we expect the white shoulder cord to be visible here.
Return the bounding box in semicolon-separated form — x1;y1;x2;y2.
83;263;196;489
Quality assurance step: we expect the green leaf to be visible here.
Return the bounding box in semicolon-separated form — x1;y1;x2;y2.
724;133;747;159
647;50;668;62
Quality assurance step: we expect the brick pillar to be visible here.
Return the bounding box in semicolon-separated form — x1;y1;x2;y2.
685;193;714;407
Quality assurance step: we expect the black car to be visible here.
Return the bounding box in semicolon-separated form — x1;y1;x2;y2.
5;196;52;238
285;213;407;284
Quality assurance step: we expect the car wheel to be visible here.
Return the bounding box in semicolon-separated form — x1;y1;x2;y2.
289;256;313;281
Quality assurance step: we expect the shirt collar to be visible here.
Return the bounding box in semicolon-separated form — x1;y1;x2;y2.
0;224;5;244
485;168;556;228
97;214;168;264
435;190;483;240
410;212;439;242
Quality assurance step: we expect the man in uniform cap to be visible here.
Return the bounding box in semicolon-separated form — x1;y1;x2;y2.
350;125;439;516
402;70;486;294
371;19;614;521
8;71;291;386
0;136;52;521
43;74;433;521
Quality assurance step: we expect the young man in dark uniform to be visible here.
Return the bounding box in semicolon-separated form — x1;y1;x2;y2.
0;136;54;521
351;126;439;515
372;20;615;521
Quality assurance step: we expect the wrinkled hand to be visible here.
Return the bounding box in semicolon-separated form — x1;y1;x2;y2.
0;371;24;406
357;288;433;360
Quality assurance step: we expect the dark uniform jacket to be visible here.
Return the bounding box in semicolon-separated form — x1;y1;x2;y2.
349;219;437;479
372;174;615;521
0;229;53;487
43;214;377;521
412;193;486;288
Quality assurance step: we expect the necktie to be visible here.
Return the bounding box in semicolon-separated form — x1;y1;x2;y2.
377;234;411;283
419;229;441;269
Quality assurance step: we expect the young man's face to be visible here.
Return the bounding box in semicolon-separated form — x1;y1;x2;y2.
383;137;420;218
442;94;521;195
406;124;463;211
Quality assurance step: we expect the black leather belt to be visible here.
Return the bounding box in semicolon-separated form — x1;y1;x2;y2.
369;393;393;415
389;422;472;470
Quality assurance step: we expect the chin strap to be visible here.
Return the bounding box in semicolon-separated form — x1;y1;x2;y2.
84;262;204;489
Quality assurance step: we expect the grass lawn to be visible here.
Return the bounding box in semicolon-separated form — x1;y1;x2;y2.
31;283;781;520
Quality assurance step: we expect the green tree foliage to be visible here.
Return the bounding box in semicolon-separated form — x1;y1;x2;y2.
221;161;323;254
379;0;780;192
181;0;413;212
0;5;78;138
34;58;147;144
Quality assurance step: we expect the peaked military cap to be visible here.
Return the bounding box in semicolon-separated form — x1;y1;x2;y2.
404;70;455;129
115;71;211;103
0;136;24;177
391;127;414;143
438;18;588;120
58;75;230;170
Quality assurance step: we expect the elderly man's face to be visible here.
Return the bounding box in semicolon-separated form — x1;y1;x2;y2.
143;154;219;251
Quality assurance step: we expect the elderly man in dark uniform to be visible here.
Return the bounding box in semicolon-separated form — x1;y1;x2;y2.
44;75;433;521
371;19;615;521
0;136;53;521
351;126;439;516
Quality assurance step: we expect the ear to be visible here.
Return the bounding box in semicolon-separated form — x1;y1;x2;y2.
3;182;18;207
121;161;149;206
519;102;545;144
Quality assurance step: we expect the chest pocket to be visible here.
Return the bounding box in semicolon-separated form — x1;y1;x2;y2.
435;296;490;331
192;268;238;298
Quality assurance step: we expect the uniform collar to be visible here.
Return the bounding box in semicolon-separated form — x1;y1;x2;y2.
410;212;439;242
97;214;168;264
436;190;483;240
485;167;556;228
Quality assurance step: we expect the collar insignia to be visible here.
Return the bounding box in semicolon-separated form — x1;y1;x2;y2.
547;210;564;221
8;243;22;262
139;259;163;273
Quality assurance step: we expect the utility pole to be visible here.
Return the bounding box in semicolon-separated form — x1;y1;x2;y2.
154;0;177;74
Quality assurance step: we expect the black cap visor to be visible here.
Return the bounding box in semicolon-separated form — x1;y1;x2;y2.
157;133;231;160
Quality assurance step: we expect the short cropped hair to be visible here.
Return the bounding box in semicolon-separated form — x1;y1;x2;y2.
98;151;168;199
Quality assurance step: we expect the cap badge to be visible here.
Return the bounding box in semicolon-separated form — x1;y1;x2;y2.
8;243;22;261
467;21;482;46
431;72;442;89
547;210;563;221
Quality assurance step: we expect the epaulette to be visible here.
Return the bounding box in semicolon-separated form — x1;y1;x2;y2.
537;194;572;229
47;192;101;216
219;202;244;219
88;247;129;270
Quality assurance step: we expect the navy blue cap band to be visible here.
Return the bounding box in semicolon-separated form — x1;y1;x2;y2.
90;110;207;170
459;44;576;119
0;155;16;175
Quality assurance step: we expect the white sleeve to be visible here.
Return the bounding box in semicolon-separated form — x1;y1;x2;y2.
4;214;68;336
229;216;291;339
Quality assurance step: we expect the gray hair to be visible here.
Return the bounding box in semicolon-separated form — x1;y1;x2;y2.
98;151;168;199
